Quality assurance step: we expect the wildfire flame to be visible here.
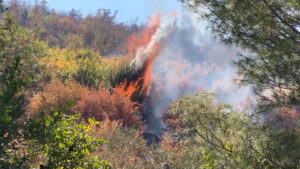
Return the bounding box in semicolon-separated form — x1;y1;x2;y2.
117;13;162;101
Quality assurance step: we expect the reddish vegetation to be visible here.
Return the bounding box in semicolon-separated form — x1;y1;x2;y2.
117;13;162;101
27;80;83;115
270;107;298;133
73;88;142;128
28;80;141;128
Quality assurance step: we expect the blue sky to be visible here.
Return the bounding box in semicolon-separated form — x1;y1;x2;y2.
25;0;183;24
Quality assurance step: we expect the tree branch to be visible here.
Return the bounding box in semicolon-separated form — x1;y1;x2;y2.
261;0;300;35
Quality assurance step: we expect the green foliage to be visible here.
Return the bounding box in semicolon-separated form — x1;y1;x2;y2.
65;34;84;52
164;91;300;168
178;2;300;166
27;112;112;169
0;15;40;168
74;57;109;88
0;54;30;169
181;0;300;109
0;14;45;91
0;15;111;169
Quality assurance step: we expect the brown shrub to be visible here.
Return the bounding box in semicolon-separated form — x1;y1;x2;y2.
27;80;84;115
91;119;151;169
90;119;199;169
74;89;111;121
28;79;141;128
73;88;142;128
270;107;298;133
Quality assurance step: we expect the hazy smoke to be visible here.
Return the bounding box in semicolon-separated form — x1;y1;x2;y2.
139;13;253;136
131;13;179;70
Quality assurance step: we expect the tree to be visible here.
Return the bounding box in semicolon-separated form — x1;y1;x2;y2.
181;0;300;110
164;91;300;168
0;0;3;12
0;51;30;168
5;1;141;56
0;15;42;168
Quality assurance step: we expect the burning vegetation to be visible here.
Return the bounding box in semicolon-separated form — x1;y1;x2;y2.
1;0;299;168
116;13;162;103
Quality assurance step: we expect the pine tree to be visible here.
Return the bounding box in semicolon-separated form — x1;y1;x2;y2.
181;0;300;110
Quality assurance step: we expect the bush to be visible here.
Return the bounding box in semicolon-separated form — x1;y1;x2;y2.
27;111;112;169
90;118;204;169
28;79;142;128
92;119;149;169
74;88;142;128
41;47;78;82
28;80;83;115
74;57;108;88
164;91;300;169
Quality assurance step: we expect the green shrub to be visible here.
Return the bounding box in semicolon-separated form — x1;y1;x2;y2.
164;91;300;168
0;15;43;168
74;58;108;88
27;112;112;169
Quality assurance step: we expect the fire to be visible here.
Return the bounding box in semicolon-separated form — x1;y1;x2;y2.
127;13;161;58
116;13;162;101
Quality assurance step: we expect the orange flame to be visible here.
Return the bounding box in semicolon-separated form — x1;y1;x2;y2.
127;13;161;58
117;13;161;101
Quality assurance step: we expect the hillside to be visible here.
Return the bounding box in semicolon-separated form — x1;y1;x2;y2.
0;0;299;169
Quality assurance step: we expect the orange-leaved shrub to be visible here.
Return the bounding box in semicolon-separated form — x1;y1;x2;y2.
73;88;142;128
28;79;142;127
27;80;84;115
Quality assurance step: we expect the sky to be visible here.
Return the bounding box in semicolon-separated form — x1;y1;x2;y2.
24;0;183;24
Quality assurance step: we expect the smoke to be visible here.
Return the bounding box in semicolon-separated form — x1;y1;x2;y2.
137;13;253;135
131;12;178;70
120;12;253;137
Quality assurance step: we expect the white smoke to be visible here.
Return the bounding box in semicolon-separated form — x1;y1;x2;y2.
143;12;254;135
155;13;252;106
131;13;179;70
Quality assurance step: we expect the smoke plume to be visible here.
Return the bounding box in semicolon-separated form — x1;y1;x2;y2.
119;12;253;137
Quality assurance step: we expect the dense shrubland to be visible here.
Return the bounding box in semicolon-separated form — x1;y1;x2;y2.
0;0;299;169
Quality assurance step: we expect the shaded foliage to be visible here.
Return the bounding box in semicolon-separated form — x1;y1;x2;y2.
108;58;140;88
91;118;205;169
74;57;109;88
